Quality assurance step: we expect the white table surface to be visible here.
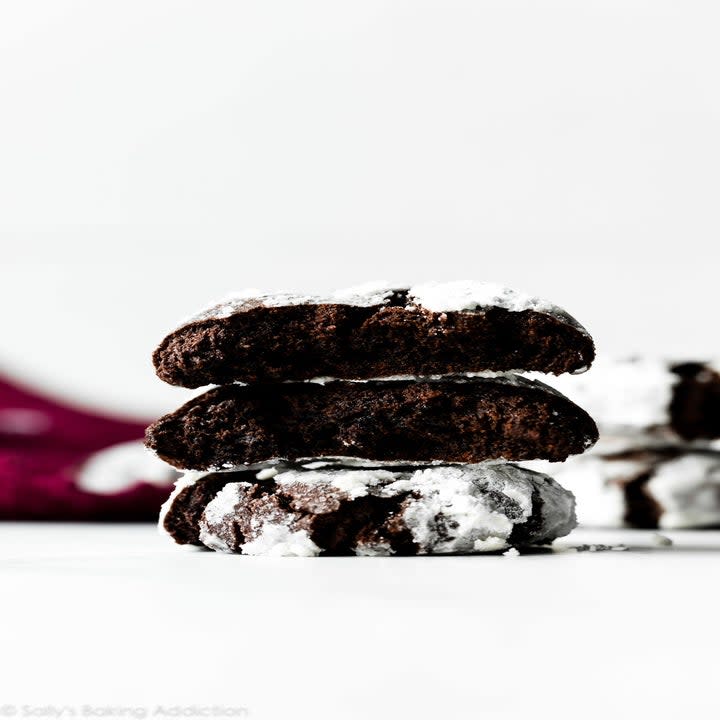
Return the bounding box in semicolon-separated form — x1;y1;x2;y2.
2;523;719;720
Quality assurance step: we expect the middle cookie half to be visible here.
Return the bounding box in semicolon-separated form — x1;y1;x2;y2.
146;375;598;470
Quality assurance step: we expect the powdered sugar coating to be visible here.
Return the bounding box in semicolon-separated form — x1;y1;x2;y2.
198;523;233;552
296;457;510;470
648;455;720;529
197;481;323;555
240;522;322;557
279;468;390;499
183;281;589;337
186;284;395;323
372;464;538;553
321;371;567;394
306;370;534;385
197;482;253;552
196;463;576;555
409;281;566;316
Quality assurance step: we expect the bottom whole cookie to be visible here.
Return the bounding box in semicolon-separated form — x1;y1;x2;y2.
160;463;576;556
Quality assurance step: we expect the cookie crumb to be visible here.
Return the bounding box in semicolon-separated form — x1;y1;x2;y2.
256;467;279;480
569;543;628;553
651;532;673;547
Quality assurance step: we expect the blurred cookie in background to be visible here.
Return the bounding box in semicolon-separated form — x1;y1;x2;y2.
528;448;720;530
543;357;720;452
530;358;720;529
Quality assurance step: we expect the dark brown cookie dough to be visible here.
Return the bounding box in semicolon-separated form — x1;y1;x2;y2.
153;285;594;387
145;375;598;470
159;470;253;545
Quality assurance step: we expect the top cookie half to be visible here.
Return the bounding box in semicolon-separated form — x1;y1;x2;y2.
153;281;595;387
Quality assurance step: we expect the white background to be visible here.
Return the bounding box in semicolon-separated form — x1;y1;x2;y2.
2;0;720;418
2;3;720;719
3;524;720;720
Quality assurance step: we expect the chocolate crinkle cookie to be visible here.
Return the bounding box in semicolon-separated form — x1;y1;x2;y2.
531;356;720;529
160;463;577;556
153;281;595;387
145;375;597;470
149;280;598;557
527;447;720;530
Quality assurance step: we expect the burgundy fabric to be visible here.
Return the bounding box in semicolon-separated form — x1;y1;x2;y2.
0;375;172;521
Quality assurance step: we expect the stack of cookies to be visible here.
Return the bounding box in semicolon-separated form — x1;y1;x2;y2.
534;358;720;529
146;281;598;556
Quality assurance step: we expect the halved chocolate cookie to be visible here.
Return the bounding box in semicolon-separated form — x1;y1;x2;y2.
153;282;594;387
145;375;598;470
160;463;576;555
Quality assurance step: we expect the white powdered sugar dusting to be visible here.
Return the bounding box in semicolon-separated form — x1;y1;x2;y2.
330;281;399;306
312;372;569;396
240;522;322;557
401;464;573;551
188;463;575;554
181;280;586;331
289;463;572;553
495;474;535;516
198;525;233;553
274;456;512;471
295;457;462;470
186;283;396;322
306;370;536;384
389;467;520;553
276;467;397;499
198;482;254;552
255;467;279;480
472;537;513;552
202;482;247;526
408;281;563;316
647;455;720;529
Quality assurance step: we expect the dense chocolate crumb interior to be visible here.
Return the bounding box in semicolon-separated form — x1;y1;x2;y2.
146;378;598;470
154;304;595;387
